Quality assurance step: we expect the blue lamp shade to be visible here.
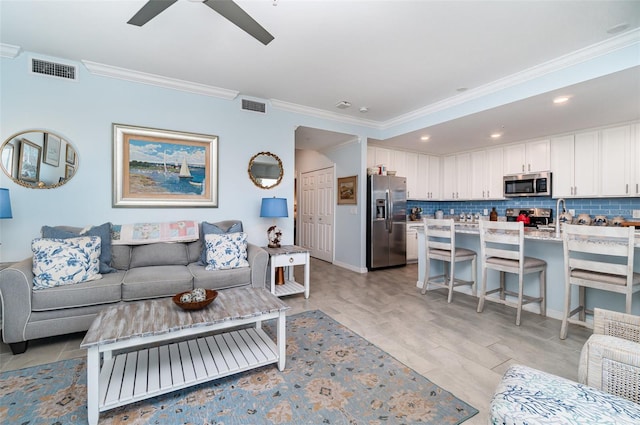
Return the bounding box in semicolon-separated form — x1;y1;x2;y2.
260;197;288;218
0;188;12;219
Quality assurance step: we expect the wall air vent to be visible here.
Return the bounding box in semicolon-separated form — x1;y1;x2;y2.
31;58;78;81
242;99;266;113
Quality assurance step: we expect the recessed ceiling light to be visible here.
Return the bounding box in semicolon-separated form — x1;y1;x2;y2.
420;135;430;142
359;106;368;113
490;133;502;139
553;96;570;104
456;87;468;92
335;100;351;109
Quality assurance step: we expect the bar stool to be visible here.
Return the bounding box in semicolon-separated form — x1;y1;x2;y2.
421;218;477;303
560;224;640;340
477;220;546;326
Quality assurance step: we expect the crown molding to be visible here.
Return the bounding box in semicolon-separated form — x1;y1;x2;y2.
270;99;382;129
380;28;640;130
82;60;239;100
0;43;21;59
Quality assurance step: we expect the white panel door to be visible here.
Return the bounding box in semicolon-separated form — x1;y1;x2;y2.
299;167;334;262
299;173;316;252
314;167;334;262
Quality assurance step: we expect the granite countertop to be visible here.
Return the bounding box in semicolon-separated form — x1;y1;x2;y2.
418;222;640;246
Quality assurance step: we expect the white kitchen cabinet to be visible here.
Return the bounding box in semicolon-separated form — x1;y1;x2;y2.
503;139;550;174
442;155;457;200
406;226;419;262
425;154;441;199
486;148;504;199
470;148;504;199
367;146;376;169
634;123;640;196
390;150;407;177
551;132;599;198
405;152;419;198
601;125;633;196
442;153;469;200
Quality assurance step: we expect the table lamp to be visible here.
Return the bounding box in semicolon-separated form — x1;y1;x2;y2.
0;188;12;219
260;197;288;248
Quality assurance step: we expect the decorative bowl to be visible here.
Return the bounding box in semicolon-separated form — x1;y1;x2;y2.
172;289;218;310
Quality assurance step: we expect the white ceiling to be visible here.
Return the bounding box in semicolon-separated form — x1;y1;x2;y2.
1;0;639;155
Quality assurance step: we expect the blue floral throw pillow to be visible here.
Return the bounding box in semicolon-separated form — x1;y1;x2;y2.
205;232;249;271
32;236;102;289
199;221;243;265
41;223;116;274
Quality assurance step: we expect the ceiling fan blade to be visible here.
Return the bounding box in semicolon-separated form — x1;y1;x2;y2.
204;0;274;45
128;0;178;26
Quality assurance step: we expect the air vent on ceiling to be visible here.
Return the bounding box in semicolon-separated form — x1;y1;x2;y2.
31;58;78;81
242;99;266;113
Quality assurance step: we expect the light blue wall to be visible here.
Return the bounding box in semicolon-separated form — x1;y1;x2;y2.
0;52;373;264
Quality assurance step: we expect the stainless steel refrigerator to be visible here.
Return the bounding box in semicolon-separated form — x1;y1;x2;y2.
366;175;407;270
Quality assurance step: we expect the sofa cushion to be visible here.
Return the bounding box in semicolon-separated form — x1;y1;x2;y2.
199;220;243;265
121;265;193;301
32;271;124;311
41;223;116;274
188;263;252;290
129;243;189;268
111;245;132;270
32;236;102;289
204;232;249;271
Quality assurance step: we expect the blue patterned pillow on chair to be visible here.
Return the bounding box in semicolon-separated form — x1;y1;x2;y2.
204;232;249;270
32;236;102;289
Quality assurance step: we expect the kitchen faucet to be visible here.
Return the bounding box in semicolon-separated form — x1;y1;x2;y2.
556;198;566;236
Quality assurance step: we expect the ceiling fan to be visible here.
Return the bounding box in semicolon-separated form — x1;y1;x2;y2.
127;0;274;45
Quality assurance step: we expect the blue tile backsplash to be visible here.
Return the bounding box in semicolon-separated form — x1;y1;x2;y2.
407;197;640;222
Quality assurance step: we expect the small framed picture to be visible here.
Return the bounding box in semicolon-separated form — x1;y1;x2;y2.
337;175;357;205
66;144;76;165
65;164;75;179
18;139;41;182
43;133;61;166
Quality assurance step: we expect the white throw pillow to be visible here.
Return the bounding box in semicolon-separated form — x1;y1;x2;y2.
32;236;102;289
205;232;249;271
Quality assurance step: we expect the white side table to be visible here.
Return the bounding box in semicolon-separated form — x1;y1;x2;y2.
263;245;310;298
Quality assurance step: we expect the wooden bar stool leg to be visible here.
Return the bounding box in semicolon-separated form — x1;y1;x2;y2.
578;286;586;322
421;255;431;295
471;256;477;297
447;261;455;303
499;271;506;300
477;266;488;313
540;269;546;317
516;273;524;326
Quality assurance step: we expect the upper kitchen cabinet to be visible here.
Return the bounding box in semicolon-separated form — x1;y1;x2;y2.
503;139;550;174
423;154;441;200
470;148;504;200
442;153;470;200
405;152;419;198
551;132;599;198
601;124;635;197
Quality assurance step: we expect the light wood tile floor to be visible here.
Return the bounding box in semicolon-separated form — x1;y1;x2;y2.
0;259;592;424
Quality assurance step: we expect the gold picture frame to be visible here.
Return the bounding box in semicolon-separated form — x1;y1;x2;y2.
112;124;218;208
337;175;357;205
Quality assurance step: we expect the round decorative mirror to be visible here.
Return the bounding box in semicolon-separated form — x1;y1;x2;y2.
248;152;283;189
1;130;78;189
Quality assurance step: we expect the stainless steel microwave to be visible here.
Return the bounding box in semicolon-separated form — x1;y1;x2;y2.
503;171;552;198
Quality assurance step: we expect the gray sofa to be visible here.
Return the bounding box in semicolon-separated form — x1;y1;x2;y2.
0;220;268;354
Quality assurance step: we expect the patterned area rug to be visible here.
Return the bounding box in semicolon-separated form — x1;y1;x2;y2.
0;310;478;424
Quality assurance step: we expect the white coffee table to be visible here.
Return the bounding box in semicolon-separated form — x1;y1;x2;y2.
80;287;289;425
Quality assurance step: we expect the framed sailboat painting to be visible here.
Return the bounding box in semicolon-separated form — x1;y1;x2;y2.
112;124;218;207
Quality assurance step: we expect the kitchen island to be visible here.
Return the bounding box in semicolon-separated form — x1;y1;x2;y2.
416;223;640;320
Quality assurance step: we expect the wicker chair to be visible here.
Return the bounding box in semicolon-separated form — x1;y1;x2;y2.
578;308;640;404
